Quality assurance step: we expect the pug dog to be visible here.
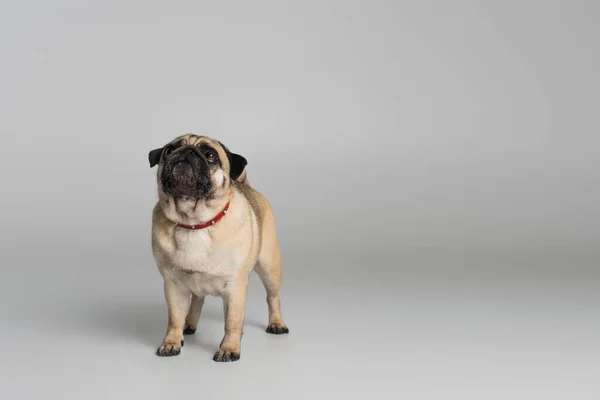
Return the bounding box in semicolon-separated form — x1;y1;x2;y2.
148;134;289;362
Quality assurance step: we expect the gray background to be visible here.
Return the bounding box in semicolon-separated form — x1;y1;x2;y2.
1;0;599;399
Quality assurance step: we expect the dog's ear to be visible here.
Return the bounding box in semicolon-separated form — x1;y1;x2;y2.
218;141;247;180
148;147;164;168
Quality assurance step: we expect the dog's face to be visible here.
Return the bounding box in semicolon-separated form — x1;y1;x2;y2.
148;134;247;201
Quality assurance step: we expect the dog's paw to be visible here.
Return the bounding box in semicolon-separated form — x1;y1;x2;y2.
266;323;289;335
156;340;184;357
212;348;241;362
183;325;196;335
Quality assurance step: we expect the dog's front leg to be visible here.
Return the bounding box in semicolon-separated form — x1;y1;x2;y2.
213;280;248;362
156;279;190;357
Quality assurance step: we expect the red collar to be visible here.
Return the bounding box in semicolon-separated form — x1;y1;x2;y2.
176;201;230;230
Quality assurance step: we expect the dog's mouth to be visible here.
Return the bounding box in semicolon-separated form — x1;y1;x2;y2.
161;150;212;199
171;161;196;183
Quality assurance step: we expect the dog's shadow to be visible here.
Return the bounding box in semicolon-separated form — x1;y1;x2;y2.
69;298;267;354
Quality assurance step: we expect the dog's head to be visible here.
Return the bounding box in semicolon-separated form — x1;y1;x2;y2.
148;134;247;201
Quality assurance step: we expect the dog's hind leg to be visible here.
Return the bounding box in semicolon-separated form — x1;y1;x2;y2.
255;210;289;335
183;294;205;335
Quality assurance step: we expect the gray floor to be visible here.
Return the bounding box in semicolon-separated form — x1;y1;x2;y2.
1;246;598;400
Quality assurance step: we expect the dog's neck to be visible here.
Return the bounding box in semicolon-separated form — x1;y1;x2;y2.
158;190;232;226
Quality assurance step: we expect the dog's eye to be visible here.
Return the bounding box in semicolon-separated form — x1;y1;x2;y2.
164;146;174;156
205;149;218;163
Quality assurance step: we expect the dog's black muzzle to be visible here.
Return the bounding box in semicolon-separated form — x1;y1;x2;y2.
161;146;212;199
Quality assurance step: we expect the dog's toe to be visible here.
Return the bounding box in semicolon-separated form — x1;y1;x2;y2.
213;348;241;362
156;340;183;357
266;323;289;335
183;325;196;335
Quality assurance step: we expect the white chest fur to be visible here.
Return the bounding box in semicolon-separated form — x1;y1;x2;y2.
170;229;237;274
159;229;234;294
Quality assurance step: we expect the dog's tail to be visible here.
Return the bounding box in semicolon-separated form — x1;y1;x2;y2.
236;168;249;185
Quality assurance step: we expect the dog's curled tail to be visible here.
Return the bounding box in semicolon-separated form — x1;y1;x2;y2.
236;168;249;185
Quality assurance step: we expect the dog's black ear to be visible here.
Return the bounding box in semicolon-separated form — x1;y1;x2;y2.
148;147;164;168
218;141;247;180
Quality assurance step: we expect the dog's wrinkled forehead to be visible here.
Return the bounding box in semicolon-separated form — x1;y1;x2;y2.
171;134;217;149
168;134;227;159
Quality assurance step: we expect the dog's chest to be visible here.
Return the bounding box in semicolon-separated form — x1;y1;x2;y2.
167;230;237;277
